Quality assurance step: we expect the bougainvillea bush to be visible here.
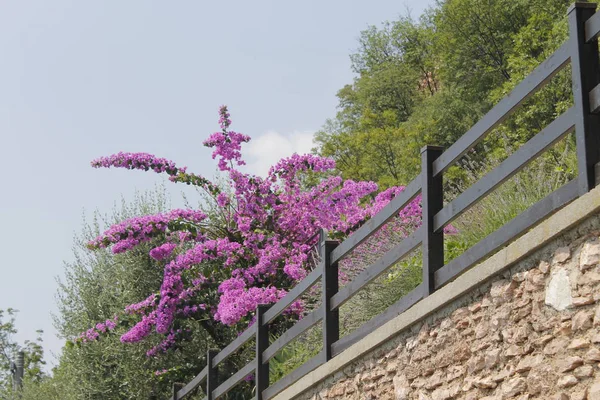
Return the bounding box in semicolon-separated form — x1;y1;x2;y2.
79;106;441;360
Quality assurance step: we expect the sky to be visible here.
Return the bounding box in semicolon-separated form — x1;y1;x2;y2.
0;0;434;369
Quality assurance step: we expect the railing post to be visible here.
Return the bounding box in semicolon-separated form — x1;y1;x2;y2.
421;146;444;295
206;349;218;400
255;304;269;400
568;2;600;194
172;383;184;400
320;229;339;361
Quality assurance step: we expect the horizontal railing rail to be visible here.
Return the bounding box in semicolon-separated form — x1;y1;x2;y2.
262;350;324;400
262;305;323;363
331;283;425;357
435;179;580;288
262;264;322;325
433;107;576;232
212;324;255;367
212;359;255;399
172;366;207;400
329;177;422;265
431;42;571;177
329;228;422;311
585;3;600;41
169;3;600;399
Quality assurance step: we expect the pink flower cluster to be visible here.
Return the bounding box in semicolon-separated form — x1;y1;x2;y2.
146;328;183;357
178;303;206;316
203;106;250;171
149;243;177;260
91;151;220;195
268;154;336;183
77;316;119;343
214;278;289;325
84;105;447;358
125;294;157;315
87;209;207;253
154;238;242;334
120;312;156;343
91;152;179;175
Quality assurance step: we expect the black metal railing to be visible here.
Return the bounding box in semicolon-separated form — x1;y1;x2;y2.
169;3;600;399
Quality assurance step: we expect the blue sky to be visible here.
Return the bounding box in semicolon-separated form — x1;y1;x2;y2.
0;0;434;368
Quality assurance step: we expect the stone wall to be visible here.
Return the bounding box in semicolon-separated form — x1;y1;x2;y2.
297;214;600;400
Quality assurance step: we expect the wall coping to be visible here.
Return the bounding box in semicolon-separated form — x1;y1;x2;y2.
273;184;600;400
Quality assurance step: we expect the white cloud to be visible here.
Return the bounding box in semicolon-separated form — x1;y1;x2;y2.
243;130;315;177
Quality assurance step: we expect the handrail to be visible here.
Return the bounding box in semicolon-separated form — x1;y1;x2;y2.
262;305;323;362
434;179;579;288
433;107;576;232
585;3;600;41
431;42;570;177
261;351;325;400
171;366;207;400
262;265;322;325
212;324;256;367
211;359;255;399
329;228;422;311
331;283;425;356
329;177;421;265
169;5;600;399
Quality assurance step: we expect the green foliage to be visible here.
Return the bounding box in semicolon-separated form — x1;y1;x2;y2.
19;0;596;396
293;0;584;383
446;137;577;257
26;187;251;399
434;0;531;97
0;309;47;399
315;0;579;190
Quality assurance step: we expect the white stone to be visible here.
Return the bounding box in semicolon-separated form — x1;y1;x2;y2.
553;246;571;264
580;238;600;269
418;392;432;400
431;385;459;400
545;268;573;311
590;379;600;400
557;374;578;388
393;375;410;400
502;377;527;398
406;338;418;351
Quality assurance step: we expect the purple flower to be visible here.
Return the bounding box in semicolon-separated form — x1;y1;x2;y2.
82;105;457;356
149;243;177;260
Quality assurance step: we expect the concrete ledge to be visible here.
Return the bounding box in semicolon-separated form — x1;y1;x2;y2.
273;184;600;400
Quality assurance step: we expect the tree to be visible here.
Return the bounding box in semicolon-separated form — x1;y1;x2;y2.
315;0;578;188
49;188;223;399
315;13;443;188
0;309;46;399
433;0;531;100
69;106;424;396
350;15;439;96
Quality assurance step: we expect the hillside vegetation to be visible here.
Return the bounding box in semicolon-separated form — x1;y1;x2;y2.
2;1;591;399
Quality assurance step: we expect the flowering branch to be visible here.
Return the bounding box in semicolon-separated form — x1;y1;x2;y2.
79;105;450;361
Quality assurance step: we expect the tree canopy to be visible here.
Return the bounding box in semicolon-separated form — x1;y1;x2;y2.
315;0;577;188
